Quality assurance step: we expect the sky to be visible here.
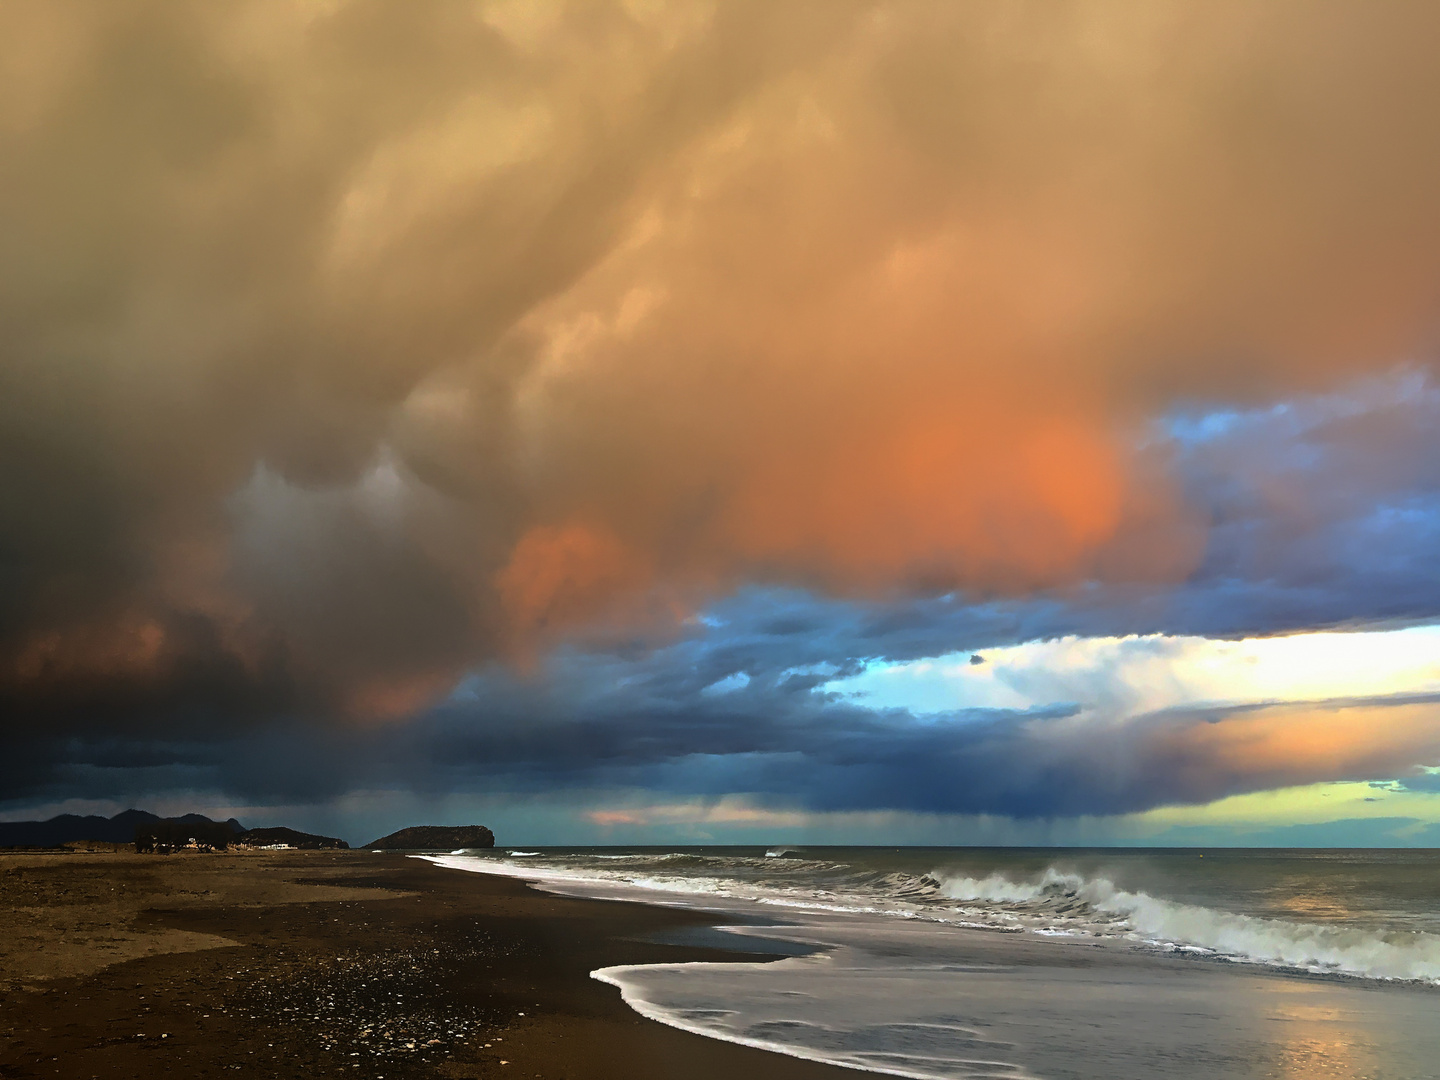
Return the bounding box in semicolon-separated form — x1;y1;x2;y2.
3;1;1440;846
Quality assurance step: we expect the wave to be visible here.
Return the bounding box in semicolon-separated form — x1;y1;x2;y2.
935;868;1440;983
426;850;1440;985
592;965;1036;1080
429;850;1440;1080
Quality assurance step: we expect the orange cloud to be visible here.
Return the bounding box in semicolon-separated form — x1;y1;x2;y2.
1173;701;1440;782
4;2;1440;722
722;407;1127;593
584;800;811;829
497;522;646;633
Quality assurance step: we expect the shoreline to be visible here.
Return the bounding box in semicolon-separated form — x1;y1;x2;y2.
426;852;1440;1080
0;849;862;1080
11;847;1440;1079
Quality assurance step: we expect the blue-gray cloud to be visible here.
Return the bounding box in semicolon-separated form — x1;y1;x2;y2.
9;369;1440;820
3;3;1440;825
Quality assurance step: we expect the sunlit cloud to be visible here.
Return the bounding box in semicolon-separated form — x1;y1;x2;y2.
828;624;1440;718
585;799;810;830
3;4;1440;839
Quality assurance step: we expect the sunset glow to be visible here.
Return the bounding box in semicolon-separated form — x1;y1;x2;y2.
833;625;1440;716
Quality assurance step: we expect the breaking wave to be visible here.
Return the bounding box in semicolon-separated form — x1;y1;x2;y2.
427;848;1440;986
431;848;1440;1080
936;868;1440;983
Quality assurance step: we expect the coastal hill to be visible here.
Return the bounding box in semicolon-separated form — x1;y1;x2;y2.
365;825;495;850
240;826;348;850
0;809;244;848
0;810;346;851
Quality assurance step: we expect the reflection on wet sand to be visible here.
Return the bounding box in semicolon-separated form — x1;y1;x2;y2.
1264;991;1378;1079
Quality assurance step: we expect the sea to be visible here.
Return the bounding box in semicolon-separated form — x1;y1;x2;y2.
425;847;1440;1080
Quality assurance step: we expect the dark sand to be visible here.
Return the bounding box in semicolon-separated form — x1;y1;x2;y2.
0;850;858;1080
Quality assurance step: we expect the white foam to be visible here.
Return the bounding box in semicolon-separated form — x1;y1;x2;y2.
424;852;1440;1080
583;918;1440;1080
937;872;1062;905
935;868;1440;983
591;960;1037;1080
1102;882;1440;981
425;853;1440;986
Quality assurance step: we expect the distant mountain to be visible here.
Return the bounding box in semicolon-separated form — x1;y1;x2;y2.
0;810;244;848
0;810;355;851
239;826;349;850
365;825;494;850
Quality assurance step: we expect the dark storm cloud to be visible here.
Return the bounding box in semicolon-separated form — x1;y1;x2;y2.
9;362;1440;819
0;1;862;730
6;4;1440;820
11;523;1440;821
11;647;1440;820
19;369;1440;818
8;2;1440;730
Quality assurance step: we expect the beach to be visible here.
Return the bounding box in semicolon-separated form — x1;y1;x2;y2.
7;846;1440;1080
0;849;858;1080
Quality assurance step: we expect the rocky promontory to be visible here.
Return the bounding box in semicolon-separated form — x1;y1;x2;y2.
364;825;495;850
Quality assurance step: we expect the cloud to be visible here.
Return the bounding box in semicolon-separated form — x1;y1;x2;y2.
4;4;1440;822
2;1;841;727
10;610;1440;827
583;800;810;830
830;624;1440;718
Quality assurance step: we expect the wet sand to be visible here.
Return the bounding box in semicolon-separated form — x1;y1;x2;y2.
0;849;859;1080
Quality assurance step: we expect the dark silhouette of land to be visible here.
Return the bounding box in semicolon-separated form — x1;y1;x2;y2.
236;826;349;850
0;810;348;852
365;824;495;850
0;810;244;848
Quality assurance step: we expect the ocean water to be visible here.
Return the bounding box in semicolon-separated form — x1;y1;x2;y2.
427;848;1440;1079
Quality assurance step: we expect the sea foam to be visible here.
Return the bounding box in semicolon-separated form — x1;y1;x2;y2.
425;850;1440;1080
428;850;1440;985
936;868;1440;982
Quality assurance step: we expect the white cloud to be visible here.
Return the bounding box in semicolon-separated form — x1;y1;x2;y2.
830;623;1440;718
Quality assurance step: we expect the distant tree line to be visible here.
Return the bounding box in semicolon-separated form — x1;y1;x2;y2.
134;820;234;853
